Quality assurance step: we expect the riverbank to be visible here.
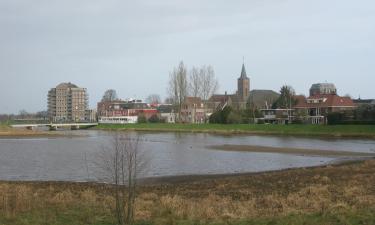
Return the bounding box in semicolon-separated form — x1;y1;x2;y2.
209;144;375;157
0;125;76;138
1;159;374;225
95;123;375;138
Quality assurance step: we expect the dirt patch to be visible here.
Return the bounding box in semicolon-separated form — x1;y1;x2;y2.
0;127;84;138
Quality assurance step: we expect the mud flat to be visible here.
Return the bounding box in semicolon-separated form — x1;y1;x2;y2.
208;144;375;157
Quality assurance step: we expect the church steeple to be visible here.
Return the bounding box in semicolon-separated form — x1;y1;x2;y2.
240;63;247;79
237;62;250;103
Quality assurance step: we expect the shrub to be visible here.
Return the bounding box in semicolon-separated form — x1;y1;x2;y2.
148;115;160;123
209;106;233;124
227;112;242;124
327;112;344;125
138;114;147;123
257;119;265;124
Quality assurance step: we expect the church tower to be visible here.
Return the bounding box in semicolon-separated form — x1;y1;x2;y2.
237;63;250;102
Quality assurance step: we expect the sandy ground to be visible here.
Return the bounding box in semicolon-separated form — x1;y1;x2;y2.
208;144;375;157
0;127;79;138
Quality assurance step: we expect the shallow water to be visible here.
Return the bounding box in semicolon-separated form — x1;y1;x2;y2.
0;130;374;182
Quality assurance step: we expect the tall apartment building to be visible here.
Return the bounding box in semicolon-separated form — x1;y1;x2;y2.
48;82;88;122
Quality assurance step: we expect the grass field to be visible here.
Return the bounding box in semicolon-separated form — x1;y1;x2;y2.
96;123;375;138
1;159;374;225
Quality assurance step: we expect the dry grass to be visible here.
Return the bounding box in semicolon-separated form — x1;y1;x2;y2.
0;159;375;224
0;127;52;137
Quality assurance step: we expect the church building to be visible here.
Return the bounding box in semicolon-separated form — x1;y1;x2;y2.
237;63;250;103
208;63;250;110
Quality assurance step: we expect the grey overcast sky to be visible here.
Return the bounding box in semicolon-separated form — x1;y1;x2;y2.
0;0;374;113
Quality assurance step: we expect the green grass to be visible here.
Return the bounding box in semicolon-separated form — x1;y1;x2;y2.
1;208;374;225
96;123;375;138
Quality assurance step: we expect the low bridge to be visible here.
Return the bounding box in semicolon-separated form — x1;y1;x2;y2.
11;123;98;130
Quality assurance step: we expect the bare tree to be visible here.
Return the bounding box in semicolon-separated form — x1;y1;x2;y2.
188;65;218;101
164;97;174;104
18;109;29;119
167;61;188;122
189;66;201;98
96;132;148;225
200;65;218;101
145;94;161;105
102;89;118;102
199;65;218;122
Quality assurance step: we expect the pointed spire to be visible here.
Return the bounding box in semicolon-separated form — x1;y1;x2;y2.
240;63;247;79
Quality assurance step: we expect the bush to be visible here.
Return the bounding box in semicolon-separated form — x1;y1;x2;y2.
292;119;304;124
331;120;375;125
148;114;160;123
327;112;344;125
209;111;221;124
354;105;375;121
227;111;242;124
328;110;375;125
257;119;265;124
209;106;233;124
138;114;147;123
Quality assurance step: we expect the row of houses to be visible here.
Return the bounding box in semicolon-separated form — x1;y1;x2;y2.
259;83;375;124
97;97;208;124
97;83;368;125
48;64;374;125
96;63;252;124
49;85;373;125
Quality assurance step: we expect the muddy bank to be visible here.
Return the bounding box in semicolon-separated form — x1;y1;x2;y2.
208;144;375;157
0;128;80;138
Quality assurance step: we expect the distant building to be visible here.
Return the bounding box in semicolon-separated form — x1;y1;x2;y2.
353;98;375;107
309;83;337;96
207;92;232;112
85;109;97;122
209;63;250;111
260;108;294;124
97;100;127;117
157;104;176;123
181;97;205;123
48;82;88;122
237;63;250;103
249;89;280;109
294;83;355;124
99;116;138;124
97;99;158;123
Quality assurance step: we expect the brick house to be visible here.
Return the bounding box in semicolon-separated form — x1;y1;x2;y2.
181;97;205;123
293;94;355;124
97;99;158;123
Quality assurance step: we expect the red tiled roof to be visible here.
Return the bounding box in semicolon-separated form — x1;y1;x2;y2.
209;95;229;102
294;94;355;108
184;97;202;104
